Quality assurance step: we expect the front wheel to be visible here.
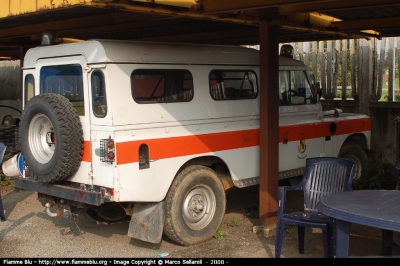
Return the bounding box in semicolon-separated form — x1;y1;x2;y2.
339;142;369;181
163;165;226;246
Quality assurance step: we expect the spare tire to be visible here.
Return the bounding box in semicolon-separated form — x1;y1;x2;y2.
20;93;83;183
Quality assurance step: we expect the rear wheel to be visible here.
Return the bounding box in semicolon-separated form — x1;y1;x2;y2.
339;142;369;180
163;165;226;246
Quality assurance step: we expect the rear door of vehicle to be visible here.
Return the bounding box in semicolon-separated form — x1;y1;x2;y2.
36;56;93;184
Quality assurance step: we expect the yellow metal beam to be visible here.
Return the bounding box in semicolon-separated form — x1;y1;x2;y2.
277;0;400;14
331;17;400;32
131;0;199;9
201;0;337;13
0;0;84;18
0;10;166;40
87;1;374;39
133;28;259;43
87;1;260;25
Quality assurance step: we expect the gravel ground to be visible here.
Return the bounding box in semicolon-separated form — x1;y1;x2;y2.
1;184;399;259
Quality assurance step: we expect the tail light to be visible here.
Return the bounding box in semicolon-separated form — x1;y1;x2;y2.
100;137;115;164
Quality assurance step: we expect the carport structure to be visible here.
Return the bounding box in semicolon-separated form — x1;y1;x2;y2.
1;0;400;235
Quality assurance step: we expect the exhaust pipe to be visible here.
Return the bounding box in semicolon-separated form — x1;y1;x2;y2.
45;203;71;219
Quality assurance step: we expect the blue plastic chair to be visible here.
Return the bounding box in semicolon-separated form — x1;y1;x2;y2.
0;142;7;221
275;157;355;258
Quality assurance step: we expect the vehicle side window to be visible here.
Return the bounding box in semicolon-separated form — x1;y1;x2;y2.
40;64;84;115
209;70;258;100
24;74;35;105
279;70;314;106
131;69;194;103
91;71;107;117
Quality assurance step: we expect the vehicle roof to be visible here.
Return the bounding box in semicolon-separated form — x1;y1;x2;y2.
23;39;305;68
23;39;257;67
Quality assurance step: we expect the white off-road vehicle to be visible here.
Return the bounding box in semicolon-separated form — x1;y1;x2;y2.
14;37;371;245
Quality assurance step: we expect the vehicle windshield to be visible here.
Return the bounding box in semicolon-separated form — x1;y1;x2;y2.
279;70;316;106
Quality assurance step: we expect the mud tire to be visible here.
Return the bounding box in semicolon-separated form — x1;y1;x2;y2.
339;142;369;180
163;165;226;246
20;93;83;183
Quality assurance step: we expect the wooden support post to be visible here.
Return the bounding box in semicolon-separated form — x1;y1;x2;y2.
259;22;279;235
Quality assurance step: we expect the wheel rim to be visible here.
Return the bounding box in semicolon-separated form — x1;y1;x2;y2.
28;113;56;164
344;154;362;180
182;185;216;230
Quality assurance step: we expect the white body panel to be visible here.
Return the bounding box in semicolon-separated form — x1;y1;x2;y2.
22;40;371;203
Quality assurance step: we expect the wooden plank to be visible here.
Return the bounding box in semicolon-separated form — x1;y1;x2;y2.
319;41;326;99
359;39;370;115
388;37;395;102
326;41;333;99
312;41;318;85
350;39;358;100
369;39;377;101
305;42;311;70
341;40;348;100
376;38;386;101
397;38;400;93
333;40;340;99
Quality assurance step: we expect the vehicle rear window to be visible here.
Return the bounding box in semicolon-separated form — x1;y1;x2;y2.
40;64;84;115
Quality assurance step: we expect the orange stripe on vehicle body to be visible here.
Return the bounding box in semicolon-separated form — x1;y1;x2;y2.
116;129;259;165
82;141;91;162
115;118;371;165
279;118;371;143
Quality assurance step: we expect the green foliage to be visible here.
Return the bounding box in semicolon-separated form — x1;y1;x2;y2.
0;175;13;186
336;90;353;99
214;229;228;241
353;166;398;190
226;218;240;227
245;206;259;219
383;94;400;102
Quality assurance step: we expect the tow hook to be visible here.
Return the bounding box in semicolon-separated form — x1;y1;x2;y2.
45;203;72;219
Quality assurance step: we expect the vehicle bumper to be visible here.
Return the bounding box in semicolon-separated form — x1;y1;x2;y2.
14;178;104;206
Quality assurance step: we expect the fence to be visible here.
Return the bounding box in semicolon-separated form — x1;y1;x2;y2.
285;38;400;105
